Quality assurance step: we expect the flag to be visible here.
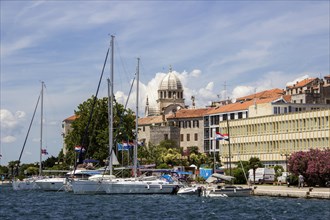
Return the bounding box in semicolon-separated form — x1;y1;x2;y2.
215;132;229;141
41;149;48;155
75;146;86;152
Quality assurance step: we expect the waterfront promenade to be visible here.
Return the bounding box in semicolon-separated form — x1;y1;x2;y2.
252;185;330;199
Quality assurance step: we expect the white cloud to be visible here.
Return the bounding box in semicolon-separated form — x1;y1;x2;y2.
2;136;16;143
0;109;26;143
231;86;255;99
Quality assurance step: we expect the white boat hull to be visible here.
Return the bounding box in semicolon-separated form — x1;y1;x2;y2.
12;178;41;191
205;187;252;197
102;179;180;194
35;178;66;191
71;179;105;194
177;186;201;195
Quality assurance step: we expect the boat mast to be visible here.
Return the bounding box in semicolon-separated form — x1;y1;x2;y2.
133;58;140;178
108;35;115;176
39;81;44;176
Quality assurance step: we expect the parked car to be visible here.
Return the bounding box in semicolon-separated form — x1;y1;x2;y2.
248;168;275;184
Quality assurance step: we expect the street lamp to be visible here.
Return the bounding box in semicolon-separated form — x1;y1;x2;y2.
280;152;290;171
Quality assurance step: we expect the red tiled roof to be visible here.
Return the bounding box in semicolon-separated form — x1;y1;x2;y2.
63;115;78;122
138;115;164;125
236;88;284;102
206;96;283;115
167;108;210;119
286;78;316;89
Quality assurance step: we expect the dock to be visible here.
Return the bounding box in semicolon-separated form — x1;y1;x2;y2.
252;185;330;199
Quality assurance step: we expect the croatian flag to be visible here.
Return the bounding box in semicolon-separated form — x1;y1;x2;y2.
41;149;48;155
215;132;229;141
75;146;86;152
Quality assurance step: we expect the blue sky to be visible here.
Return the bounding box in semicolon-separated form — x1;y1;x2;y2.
1;1;329;165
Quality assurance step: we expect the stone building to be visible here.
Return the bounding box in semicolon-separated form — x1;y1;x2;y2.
61;115;78;155
285;75;330;104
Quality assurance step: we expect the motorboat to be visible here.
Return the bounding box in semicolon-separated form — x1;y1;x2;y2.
203;173;252;197
177;185;203;195
204;185;252;197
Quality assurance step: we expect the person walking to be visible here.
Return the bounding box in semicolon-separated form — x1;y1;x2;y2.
298;174;304;188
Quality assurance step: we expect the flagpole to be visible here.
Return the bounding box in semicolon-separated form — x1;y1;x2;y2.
227;119;232;176
212;128;216;173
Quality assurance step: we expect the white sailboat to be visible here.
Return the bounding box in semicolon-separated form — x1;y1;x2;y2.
101;46;182;195
70;35;119;194
12;82;46;191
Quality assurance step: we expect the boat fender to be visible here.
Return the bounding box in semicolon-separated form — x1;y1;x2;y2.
147;184;150;190
160;184;162;190
234;188;236;193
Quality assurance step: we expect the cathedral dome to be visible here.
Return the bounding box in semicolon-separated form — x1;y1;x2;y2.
159;72;183;90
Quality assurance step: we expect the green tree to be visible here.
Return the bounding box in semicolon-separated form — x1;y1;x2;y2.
63;96;135;166
248;157;264;183
43;156;58;169
0;165;9;178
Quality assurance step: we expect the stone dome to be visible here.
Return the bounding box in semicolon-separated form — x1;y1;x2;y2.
159;72;183;90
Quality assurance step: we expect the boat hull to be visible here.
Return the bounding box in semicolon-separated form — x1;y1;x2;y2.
35;178;66;191
205;187;252;197
12;178;41;191
102;179;180;194
71;179;105;194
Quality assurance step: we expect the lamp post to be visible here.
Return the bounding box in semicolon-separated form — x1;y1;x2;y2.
280;151;290;171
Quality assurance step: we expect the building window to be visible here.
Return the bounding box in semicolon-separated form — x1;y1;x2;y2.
187;134;190;141
238;112;243;119
194;133;198;141
164;134;168;140
274;107;277;114
181;134;184;142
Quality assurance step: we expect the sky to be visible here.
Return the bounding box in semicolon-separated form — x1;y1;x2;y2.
1;1;329;166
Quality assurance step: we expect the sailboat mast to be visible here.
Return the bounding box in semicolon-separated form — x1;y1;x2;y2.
109;35;115;176
39;81;44;176
133;58;140;178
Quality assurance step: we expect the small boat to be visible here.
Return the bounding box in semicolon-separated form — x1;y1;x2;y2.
177;185;203;195
203;173;252;197
204;185;252;197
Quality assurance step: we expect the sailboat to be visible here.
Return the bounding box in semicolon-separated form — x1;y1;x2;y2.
12;82;46;190
70;35;120;194
101;47;182;195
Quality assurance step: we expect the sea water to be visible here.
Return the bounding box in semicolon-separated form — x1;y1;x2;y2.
0;185;329;220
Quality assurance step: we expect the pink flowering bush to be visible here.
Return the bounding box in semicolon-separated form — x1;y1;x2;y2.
288;148;330;186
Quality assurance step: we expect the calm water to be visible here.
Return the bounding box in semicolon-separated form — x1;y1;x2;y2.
0;185;329;220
